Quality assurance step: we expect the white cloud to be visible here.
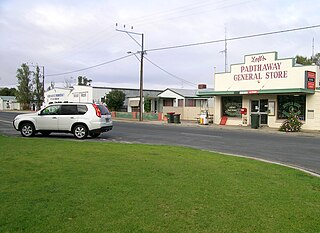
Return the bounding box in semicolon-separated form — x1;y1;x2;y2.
25;5;76;31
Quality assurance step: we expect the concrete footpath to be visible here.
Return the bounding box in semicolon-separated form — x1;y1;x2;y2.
113;118;320;138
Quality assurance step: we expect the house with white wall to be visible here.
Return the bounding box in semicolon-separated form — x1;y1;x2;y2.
0;96;21;110
158;88;214;120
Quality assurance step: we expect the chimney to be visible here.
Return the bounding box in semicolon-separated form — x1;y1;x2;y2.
198;84;207;89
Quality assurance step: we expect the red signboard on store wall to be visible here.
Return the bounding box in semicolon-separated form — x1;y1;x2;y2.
248;90;259;94
305;71;316;90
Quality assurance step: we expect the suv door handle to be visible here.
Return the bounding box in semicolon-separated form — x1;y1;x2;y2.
52;117;57;119
70;117;75;119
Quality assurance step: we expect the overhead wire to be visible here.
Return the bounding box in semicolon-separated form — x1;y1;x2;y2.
46;25;119;63
46;53;135;77
141;0;254;26
128;0;251;27
144;56;197;88
146;24;320;52
48;1;218;61
125;52;196;87
51;0;250;59
45;0;254;72
46;24;320;79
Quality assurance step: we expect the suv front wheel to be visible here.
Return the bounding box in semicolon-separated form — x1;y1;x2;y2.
73;124;88;139
20;122;35;137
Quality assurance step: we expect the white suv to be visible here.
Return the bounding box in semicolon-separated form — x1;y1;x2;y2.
13;103;113;139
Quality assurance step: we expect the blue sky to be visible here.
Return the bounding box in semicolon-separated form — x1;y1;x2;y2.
1;0;320;90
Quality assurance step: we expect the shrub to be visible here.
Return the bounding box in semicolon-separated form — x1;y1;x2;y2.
279;112;303;132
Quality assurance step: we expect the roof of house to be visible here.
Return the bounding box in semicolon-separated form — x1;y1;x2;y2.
158;88;200;98
0;96;17;101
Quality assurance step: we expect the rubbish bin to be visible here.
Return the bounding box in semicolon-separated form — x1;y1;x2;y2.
167;112;175;123
251;114;260;129
173;114;181;124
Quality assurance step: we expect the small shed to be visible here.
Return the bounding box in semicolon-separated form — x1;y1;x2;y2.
0;96;21;110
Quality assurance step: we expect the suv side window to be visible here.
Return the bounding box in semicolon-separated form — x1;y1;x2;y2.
60;105;78;115
41;105;61;115
77;105;88;115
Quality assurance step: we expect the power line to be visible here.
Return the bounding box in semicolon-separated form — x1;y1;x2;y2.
128;0;253;29
46;53;135;77
144;56;197;88
45;24;320;80
146;24;320;52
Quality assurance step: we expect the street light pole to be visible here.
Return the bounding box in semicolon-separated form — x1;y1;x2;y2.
139;33;144;121
116;27;144;121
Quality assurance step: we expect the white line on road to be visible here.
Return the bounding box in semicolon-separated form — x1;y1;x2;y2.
180;132;221;138
0;119;12;124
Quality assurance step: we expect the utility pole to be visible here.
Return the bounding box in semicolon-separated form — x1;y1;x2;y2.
116;25;145;121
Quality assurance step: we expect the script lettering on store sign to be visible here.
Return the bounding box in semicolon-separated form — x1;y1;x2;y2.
234;55;289;81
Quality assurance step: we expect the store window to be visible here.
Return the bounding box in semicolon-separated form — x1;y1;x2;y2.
277;95;306;120
222;96;242;117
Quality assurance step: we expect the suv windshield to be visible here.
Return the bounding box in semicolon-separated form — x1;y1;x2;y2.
97;104;110;115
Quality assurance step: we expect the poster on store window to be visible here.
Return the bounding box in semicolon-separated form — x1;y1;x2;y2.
268;101;275;116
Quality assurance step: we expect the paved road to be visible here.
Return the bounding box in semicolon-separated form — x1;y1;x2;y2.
1;111;319;175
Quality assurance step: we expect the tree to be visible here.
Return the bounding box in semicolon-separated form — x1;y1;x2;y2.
47;81;55;91
64;77;75;88
0;87;16;96
295;55;312;65
33;65;43;109
296;53;320;65
77;76;92;86
311;53;320;66
105;90;126;111
144;97;152;112
16;63;33;110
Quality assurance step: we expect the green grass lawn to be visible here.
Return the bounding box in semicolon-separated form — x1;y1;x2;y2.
0;135;319;233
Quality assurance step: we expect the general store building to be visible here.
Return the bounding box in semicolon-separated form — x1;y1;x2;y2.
198;52;320;130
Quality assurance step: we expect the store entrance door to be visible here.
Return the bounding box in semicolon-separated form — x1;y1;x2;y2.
251;99;269;125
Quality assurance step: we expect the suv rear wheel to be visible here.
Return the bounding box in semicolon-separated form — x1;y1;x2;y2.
20;122;35;137
73;124;88;139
